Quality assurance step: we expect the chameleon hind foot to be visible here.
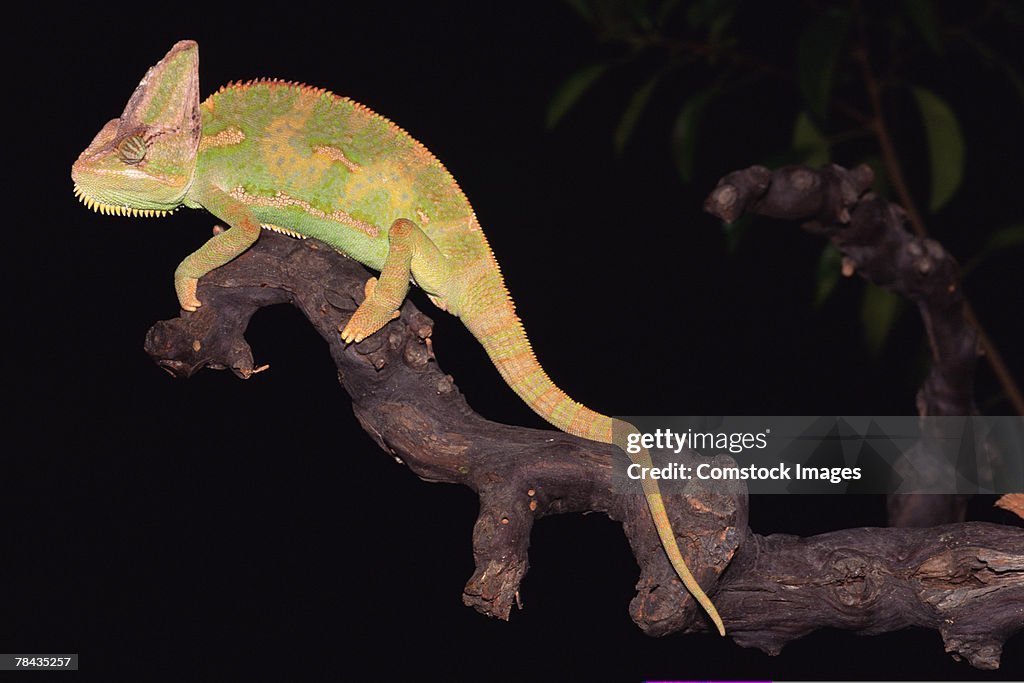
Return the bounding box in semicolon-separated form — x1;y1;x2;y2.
341;218;435;343
340;277;401;343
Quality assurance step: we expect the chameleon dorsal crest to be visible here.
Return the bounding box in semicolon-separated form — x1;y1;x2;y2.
72;40;201;215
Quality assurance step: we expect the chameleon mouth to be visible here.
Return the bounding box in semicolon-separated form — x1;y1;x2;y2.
73;183;176;218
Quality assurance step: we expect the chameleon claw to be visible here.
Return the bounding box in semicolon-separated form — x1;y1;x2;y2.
340;291;400;343
336;277;389;343
340;312;399;343
339;320;362;344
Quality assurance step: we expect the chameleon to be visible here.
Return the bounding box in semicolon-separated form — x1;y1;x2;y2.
71;40;725;636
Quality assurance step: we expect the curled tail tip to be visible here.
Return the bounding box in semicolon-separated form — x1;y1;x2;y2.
712;612;726;637
695;583;726;635
687;573;726;636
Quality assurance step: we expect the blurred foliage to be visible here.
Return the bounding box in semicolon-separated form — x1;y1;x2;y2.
550;0;1024;375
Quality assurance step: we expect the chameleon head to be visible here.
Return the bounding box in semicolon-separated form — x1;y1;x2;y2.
72;40;202;217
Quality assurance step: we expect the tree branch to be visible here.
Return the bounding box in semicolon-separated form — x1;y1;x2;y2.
704;163;988;526
720;522;1023;671
142;228;1022;669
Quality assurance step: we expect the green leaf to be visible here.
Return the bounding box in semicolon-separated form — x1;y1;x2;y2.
546;64;608;129
912;86;966;212
614;74;661;154
964;224;1024;276
792;111;830;167
901;0;943;54
670;89;714;182
548;63;602;129
797;9;851;123
983;224;1024;251
814;243;842;308
860;283;904;355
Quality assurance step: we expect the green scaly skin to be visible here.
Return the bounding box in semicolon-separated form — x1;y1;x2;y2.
71;40;725;636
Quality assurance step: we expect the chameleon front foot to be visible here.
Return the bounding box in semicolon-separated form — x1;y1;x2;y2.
340;277;401;343
175;276;202;312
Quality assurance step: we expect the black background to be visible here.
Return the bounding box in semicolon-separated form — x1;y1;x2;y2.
5;2;1023;680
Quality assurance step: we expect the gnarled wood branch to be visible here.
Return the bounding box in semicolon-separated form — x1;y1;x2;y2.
143;212;1021;669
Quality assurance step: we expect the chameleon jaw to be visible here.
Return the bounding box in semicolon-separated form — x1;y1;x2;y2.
73;183;176;218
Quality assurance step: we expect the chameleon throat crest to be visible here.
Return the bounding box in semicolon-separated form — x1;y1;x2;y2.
73;184;176;218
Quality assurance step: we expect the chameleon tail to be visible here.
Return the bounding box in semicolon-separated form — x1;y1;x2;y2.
459;276;726;636
631;438;727;637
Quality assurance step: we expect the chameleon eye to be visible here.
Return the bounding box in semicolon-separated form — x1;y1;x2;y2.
117;134;147;164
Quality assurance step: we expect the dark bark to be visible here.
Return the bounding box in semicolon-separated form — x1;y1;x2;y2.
143;215;1022;669
719;523;1023;671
